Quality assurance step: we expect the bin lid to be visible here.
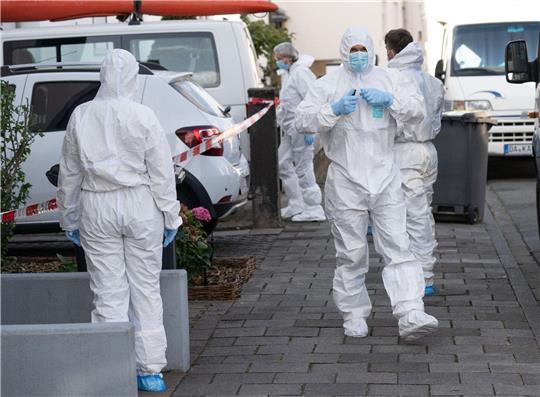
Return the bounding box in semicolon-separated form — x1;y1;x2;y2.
442;111;497;125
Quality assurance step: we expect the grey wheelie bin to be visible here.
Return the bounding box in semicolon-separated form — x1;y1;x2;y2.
431;111;496;224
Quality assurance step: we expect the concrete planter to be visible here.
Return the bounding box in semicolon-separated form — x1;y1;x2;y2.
1;270;190;396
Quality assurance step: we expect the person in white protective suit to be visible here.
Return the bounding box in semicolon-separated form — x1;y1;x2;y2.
57;49;181;392
295;27;438;341
386;29;444;297
274;42;326;222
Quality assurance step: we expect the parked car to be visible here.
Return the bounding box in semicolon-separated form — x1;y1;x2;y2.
505;33;540;236
1;19;263;160
1;62;250;233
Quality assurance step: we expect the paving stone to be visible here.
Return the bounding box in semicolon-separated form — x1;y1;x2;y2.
310;363;369;374
303;383;367;396
188;363;249;374
367;384;430;396
369;363;429;372
490;363;540;373
336;371;397;384
398;354;456;363
522;374;540;385
211;373;275;384
234;336;290;345
460;372;523;385
172;382;240;396
274;372;336;384
238;383;302;396
430;384;494;395
493;384;540;396
429;363;490;372
338;353;398;363
249;362;309;373
265;327;320;337
222;354;282;364
398;372;459;384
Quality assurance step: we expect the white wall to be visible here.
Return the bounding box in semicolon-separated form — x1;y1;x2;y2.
275;0;426;67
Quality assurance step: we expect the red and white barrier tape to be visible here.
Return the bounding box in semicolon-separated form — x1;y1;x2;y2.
1;100;274;223
172;99;274;169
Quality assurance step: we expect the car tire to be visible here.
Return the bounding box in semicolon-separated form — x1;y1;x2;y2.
176;171;217;235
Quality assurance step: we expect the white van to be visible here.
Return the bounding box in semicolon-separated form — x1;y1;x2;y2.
1;19;263;158
435;19;540;156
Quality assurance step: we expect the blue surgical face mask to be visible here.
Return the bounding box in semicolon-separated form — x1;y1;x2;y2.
349;51;369;73
276;60;290;71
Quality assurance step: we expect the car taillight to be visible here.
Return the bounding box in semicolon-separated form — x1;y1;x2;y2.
175;125;224;156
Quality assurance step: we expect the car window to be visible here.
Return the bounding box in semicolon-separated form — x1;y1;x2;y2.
31;81;100;132
60;41;115;63
3;37;119;65
171;79;226;118
126;32;220;88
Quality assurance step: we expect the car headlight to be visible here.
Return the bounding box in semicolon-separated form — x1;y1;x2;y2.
465;100;492;111
444;100;492;111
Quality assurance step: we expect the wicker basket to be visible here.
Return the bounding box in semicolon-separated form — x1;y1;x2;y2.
188;256;256;300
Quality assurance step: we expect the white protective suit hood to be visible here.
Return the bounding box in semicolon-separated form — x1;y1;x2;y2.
294;54;315;69
96;49;139;101
388;41;444;143
387;42;424;71
340;27;375;74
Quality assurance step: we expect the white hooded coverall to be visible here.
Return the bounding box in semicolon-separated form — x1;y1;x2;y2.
58;49;181;374
295;28;432;335
277;54;325;219
389;42;444;287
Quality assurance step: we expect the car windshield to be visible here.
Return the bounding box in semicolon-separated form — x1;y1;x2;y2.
451;22;540;76
171;78;227;118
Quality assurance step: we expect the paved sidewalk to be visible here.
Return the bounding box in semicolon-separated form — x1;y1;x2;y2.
159;206;540;397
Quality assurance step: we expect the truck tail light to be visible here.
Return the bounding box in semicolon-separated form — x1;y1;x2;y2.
175;126;224;156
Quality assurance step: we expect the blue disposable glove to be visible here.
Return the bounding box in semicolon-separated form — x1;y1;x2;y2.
65;230;81;247
360;88;394;107
331;88;359;116
304;134;315;145
163;228;178;247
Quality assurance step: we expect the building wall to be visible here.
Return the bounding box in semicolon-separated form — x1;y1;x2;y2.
278;0;426;72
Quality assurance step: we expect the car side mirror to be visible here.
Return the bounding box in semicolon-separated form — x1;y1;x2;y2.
435;59;445;81
505;40;531;83
46;164;59;187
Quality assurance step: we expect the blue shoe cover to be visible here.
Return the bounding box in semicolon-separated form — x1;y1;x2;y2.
137;374;166;392
367;225;373;236
424;285;435;296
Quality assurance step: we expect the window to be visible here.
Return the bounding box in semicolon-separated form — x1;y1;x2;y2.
31;81;100;132
4;36;119;65
126;33;220;87
60;41;114;63
171;78;226;118
452;22;540;76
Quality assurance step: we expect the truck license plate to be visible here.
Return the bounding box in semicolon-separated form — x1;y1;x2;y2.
504;143;532;155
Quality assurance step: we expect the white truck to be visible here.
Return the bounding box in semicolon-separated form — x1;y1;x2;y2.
435;18;540;156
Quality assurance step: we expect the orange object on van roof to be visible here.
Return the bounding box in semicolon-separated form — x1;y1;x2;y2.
0;0;279;23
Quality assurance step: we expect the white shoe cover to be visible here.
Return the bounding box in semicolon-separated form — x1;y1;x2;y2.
343;318;368;338
291;206;326;222
281;206;302;219
399;310;438;342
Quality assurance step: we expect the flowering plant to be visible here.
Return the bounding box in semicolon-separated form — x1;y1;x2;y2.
176;204;213;283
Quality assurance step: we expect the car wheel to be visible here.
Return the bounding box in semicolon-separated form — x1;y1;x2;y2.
176;172;217;235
